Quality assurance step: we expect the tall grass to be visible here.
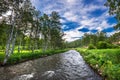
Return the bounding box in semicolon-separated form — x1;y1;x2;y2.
76;48;120;80
0;49;68;65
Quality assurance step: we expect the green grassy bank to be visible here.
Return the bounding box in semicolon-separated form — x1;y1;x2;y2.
76;48;120;80
0;49;68;65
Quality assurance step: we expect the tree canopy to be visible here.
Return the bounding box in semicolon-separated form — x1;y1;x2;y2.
105;0;120;30
0;0;64;64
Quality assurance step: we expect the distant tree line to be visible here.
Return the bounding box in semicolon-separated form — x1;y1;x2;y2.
66;31;120;48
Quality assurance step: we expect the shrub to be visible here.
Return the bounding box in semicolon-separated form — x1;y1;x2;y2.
76;48;120;80
0;46;5;50
112;44;120;49
88;44;96;49
97;41;112;49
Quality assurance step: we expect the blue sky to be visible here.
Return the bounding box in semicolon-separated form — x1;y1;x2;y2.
31;0;117;42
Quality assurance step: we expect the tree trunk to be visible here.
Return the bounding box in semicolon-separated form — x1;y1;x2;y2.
10;31;17;55
3;24;15;65
18;38;21;53
43;39;48;52
3;27;17;65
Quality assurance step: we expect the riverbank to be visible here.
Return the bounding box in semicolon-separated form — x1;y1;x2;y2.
76;48;120;80
0;50;102;80
0;49;68;66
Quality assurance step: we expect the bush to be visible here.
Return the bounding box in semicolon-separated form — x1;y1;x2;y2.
112;44;120;49
88;44;96;49
76;48;120;80
0;46;5;50
97;41;112;49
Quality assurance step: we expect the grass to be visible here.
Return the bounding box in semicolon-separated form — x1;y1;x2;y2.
76;48;120;80
0;51;5;64
0;49;68;65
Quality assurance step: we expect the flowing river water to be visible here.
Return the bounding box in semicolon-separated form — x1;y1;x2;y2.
0;50;102;80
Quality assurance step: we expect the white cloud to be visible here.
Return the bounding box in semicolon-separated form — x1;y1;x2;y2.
60;19;66;23
66;0;76;3
81;18;95;26
63;28;84;42
2;10;12;17
106;30;120;37
31;0;116;42
106;31;115;37
63;12;78;22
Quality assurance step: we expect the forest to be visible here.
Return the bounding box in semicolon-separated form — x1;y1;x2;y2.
0;0;120;80
0;0;66;65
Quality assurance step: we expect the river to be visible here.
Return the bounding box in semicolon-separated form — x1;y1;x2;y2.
0;50;102;80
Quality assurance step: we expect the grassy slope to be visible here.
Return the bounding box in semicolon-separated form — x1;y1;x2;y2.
76;48;120;80
0;49;68;65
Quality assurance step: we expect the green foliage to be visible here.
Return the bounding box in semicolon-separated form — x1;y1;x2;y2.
66;32;108;48
0;51;5;64
0;49;68;65
96;41;120;49
76;48;120;80
97;41;112;49
67;31;120;49
0;23;9;49
1;0;64;65
112;44;120;49
88;44;96;49
0;0;9;16
109;32;120;43
105;0;120;30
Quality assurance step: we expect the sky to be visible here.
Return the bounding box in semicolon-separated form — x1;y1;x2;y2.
31;0;117;42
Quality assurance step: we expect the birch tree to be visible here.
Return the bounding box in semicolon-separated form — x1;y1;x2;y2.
3;0;34;65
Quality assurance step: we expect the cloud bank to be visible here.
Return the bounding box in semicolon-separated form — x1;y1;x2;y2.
31;0;117;42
